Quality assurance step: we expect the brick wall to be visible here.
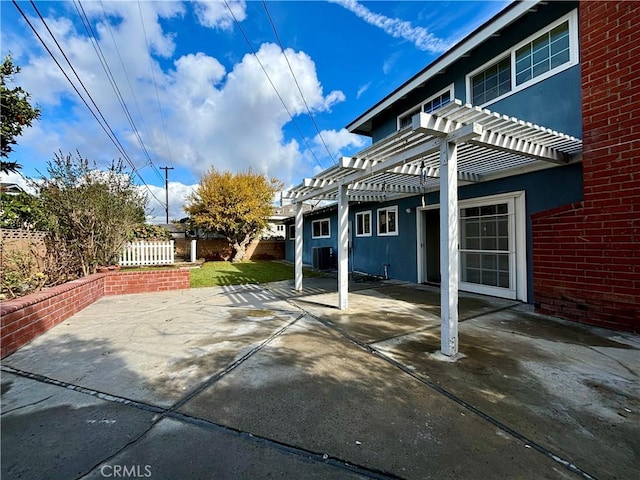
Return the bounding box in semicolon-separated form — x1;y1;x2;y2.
1;275;105;358
532;0;640;332
244;239;285;260
1;269;191;358
104;269;190;296
186;238;285;261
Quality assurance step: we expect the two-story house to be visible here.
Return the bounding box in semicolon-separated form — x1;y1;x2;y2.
284;0;639;352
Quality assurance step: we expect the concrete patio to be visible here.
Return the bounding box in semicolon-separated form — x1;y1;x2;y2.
1;277;638;479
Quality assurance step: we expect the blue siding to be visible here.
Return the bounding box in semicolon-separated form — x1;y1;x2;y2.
285;163;583;302
284;210;339;266
371;1;580;143
286;2;584;302
350;197;418;281
486;67;582;138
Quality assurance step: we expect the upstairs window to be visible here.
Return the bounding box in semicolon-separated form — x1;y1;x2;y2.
471;57;511;105
398;108;420;130
515;21;570;86
466;11;577;107
423;90;451;113
397;86;453;131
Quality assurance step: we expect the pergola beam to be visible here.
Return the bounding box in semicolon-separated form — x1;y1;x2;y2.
291;136;445;203
470;130;569;164
388;164;483;183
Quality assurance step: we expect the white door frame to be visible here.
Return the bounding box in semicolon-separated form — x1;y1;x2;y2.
416;191;527;301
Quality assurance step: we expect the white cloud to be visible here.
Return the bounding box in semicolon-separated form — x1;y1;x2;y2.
2;1;346;215
330;0;450;53
356;82;371;99
192;0;246;30
163;42;345;184
0;171;35;194
144;181;196;224
313;129;367;159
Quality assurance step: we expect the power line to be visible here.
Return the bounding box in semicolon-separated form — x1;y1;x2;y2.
262;1;337;165
73;0;164;184
223;0;328;172
12;0;165;208
94;0;164;183
138;0;175;170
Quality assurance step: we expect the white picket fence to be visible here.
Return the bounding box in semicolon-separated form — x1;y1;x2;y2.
119;240;175;266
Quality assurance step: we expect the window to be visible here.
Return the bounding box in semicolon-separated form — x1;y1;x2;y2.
515;21;570;86
377;206;398;236
276;224;285;233
460;203;511;289
312;218;330;239
288;224;295;239
355;211;372;237
397;86;453;130
398;108;420;130
466;11;577;106
423;90;451;113
471;57;511;105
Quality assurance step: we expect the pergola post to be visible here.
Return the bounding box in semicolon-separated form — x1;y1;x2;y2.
294;202;304;291
439;140;459;356
337;183;349;310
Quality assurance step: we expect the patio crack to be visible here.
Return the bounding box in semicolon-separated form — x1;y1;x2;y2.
0;393;54;415
296;314;598;480
167;312;305;412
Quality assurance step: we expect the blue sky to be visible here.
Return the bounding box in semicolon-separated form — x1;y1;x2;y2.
1;0;510;221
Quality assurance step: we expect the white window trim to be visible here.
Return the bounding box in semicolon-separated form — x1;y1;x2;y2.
466;9;578;108
355;210;372;237
416;191;527;301
311;218;331;239
288;224;295;239
377;206;399;237
397;84;454;130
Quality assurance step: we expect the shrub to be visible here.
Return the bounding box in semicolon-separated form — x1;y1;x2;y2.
0;249;46;299
36;151;147;283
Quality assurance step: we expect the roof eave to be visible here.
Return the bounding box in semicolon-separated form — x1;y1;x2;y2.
346;0;542;136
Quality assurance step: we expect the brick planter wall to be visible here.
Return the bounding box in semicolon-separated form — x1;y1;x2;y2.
104;269;190;295
1;274;105;358
532;1;640;332
1;269;191;358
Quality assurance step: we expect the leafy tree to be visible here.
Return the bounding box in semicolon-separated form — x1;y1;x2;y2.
36;151;147;281
0;190;48;230
185;168;283;262
129;223;172;240
1;55;40;172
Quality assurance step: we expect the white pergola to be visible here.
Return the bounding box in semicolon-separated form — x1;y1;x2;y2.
285;99;582;356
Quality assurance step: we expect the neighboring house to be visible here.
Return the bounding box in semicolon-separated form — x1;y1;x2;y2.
0;182;26;195
284;0;639;349
262;203;312;239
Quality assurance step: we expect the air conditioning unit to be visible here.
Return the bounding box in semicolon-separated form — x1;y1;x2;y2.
312;247;335;270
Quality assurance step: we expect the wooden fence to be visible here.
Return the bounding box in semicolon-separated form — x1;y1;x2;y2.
119;240;174;266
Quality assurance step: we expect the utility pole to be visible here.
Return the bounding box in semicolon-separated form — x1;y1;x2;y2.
160;166;174;224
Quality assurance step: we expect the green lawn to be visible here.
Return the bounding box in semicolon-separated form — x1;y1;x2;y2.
190;260;325;288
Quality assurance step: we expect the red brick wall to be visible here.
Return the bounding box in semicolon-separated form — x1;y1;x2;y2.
1;269;191;358
1;275;105;358
104;269;190;295
243;239;285;260
188;238;285;261
532;1;640;332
